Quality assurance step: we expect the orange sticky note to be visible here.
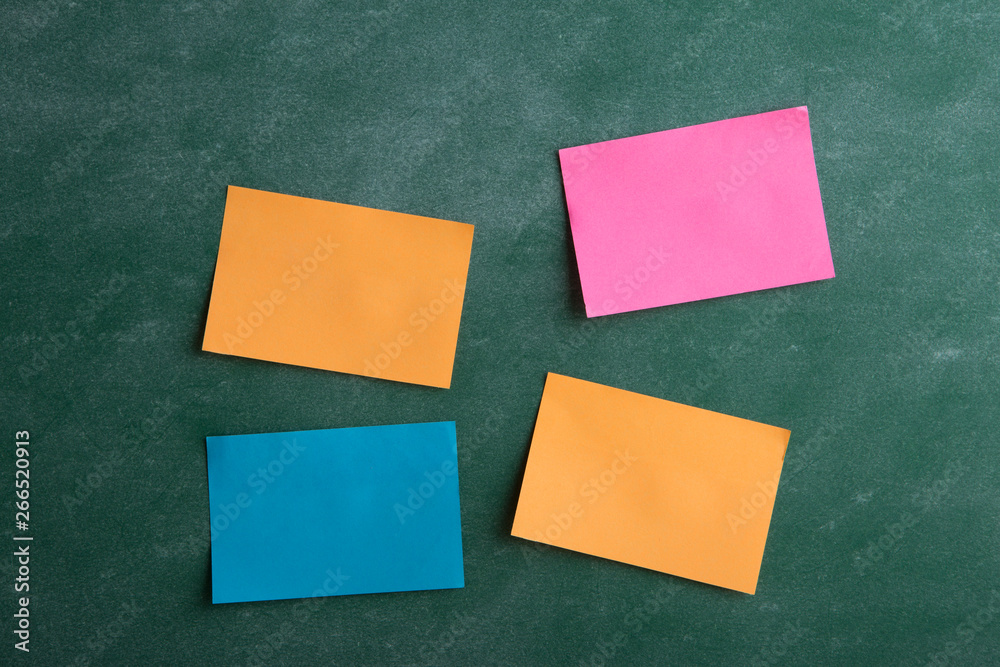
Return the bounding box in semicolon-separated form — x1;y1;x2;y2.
203;186;474;388
512;373;790;594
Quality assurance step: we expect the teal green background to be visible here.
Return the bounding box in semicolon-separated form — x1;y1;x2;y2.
3;1;999;665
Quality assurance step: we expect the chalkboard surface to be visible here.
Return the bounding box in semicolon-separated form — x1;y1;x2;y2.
3;1;999;665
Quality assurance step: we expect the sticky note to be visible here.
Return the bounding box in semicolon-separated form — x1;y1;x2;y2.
203;186;474;388
511;373;790;594
559;106;834;317
206;422;464;603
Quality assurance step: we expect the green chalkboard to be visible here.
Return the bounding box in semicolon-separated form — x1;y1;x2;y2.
3;1;999;665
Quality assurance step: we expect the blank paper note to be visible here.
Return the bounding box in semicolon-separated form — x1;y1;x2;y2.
511;373;790;594
559;107;834;317
202;186;475;388
206;422;464;604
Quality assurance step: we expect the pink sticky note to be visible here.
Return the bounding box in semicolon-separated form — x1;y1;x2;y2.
560;106;835;317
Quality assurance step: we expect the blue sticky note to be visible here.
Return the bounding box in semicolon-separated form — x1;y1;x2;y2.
206;422;464;604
